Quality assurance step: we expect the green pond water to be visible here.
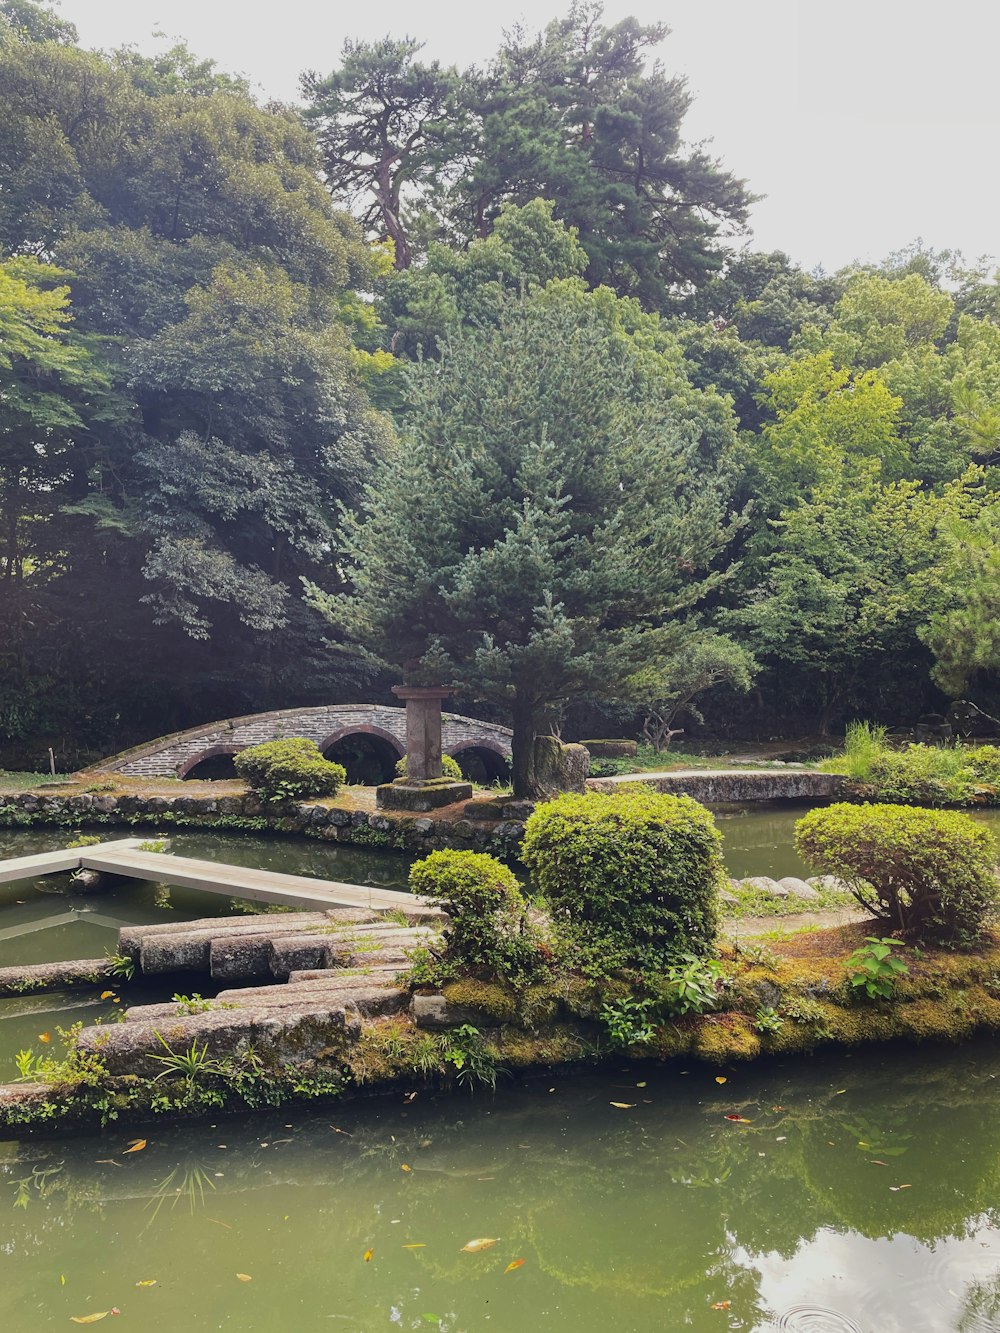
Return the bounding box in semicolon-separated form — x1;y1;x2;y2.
3;1040;1000;1332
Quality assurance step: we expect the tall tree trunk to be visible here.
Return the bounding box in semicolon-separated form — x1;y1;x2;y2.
510;696;542;800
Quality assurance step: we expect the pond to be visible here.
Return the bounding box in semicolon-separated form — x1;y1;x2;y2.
2;1038;1000;1331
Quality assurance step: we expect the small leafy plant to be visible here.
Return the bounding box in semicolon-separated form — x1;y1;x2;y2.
442;1024;503;1092
149;1034;222;1087
172;993;212;1015
660;954;725;1015
844;937;911;1000
753;1006;785;1034
105;950;135;981
600;996;656;1048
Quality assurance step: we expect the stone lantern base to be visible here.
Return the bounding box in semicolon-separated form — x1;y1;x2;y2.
376;778;473;812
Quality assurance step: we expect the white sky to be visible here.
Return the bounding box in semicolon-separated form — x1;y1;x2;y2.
57;0;1000;275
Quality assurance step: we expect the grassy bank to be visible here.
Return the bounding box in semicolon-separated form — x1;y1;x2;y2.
821;723;1000;806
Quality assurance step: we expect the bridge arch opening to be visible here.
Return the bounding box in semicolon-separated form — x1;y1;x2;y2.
321;727;403;785
179;746;240;781
450;743;511;786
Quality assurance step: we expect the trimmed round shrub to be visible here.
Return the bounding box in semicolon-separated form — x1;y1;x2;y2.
233;738;346;803
395;753;464;781
521;789;723;969
795;802;998;948
409;848;537;981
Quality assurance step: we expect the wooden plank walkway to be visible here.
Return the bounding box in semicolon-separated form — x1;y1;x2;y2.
0;839;434;917
0;839;143;885
78;848;436;916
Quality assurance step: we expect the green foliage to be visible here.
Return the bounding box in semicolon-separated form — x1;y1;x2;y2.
65;833;101;848
316;282;741;797
441;1023;503;1092
660;953;726;1015
148;1033;222;1087
521;789;723;969
824;730;1000;806
407;849;540;984
844;937;912;1001
795;802;999;947
104;950;135;981
172;993;211;1015
753;1006;785;1034
234;738;346;803
307;12;752;306
599;995;656;1048
395;752;463;780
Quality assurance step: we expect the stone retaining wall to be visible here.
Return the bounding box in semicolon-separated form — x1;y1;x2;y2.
0;790;528;857
587;769;846;803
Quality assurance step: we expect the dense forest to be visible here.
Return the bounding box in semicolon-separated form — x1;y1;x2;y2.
1;0;998;772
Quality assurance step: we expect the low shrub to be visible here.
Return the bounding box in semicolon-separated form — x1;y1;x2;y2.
823;724;1000;806
395;753;463;780
408;849;540;984
233;738;346;803
521;788;723;970
795;802;998;948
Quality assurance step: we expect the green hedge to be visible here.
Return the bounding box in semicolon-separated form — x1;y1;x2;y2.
521;789;723;969
233;738;346;803
795;802;998;948
408;848;538;982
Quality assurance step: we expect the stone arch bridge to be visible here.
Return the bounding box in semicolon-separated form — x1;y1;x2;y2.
90;704;512;785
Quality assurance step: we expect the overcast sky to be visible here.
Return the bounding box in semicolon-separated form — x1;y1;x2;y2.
57;0;1000;275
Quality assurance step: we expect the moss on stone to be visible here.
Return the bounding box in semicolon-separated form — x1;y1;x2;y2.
442;979;518;1024
491;1025;591;1069
691;1013;762;1063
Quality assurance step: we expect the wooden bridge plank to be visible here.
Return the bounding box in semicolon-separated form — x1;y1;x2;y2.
77;847;437;916
0;839;144;886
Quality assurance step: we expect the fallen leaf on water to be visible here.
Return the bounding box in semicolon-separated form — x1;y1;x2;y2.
124;1139;147;1154
610;1101;636;1109
834;1089;846;1095
135;1279;157;1286
715;1076;727;1085
889;1184;912;1191
401;1164;412;1173
94;1159;120;1168
869;1159;887;1166
461;1238;498;1253
402;1244;426;1249
724;1115;752;1123
70;1315;109;1325
363;1249;374;1262
403;1092;418;1104
100;991;115;1000
236;1273;252;1282
206;1217;232;1229
710;1301;732;1311
331;1126;353;1136
772;1105;786;1112
775;1136;787;1142
636;1081;647;1088
504;1259;526;1274
112;998;120;1004
38;1033;51;1044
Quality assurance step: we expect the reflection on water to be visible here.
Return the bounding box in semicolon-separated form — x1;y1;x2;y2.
2;1039;1000;1331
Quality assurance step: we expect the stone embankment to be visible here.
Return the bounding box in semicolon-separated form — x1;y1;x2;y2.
0;789;530;856
0;770;845;855
588;769;846;803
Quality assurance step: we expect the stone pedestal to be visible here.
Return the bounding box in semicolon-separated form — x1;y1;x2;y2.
376;685;472;811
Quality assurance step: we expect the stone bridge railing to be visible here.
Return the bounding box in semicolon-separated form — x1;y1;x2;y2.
88;704;512;780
